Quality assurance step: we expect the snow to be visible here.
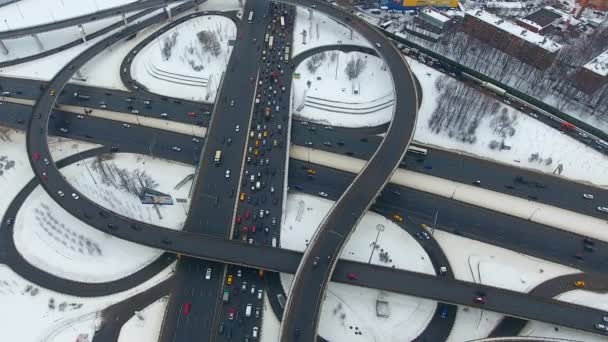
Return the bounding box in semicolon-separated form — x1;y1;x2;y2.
0;262;174;342
292;51;394;128
520;291;608;341
281;273;436;342
408;57;608;188
430;230;579;342
485;1;526;9
0;0;136;31
131;15;236;103
583;48;608;77
0;7;167;81
421;8;451;23
118;296;168;342
13;186;167;283
292;5;371;57
60;153;194;230
260;294;280;342
282;193;435;275
466;9;562;53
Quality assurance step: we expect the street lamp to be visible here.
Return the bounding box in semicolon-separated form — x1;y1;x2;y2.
368;223;385;263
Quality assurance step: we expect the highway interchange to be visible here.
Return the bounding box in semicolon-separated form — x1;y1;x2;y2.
1;0;607;341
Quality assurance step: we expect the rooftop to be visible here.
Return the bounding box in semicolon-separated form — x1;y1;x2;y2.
420;7;452;23
521;7;563;28
466;9;562;53
584;49;608;77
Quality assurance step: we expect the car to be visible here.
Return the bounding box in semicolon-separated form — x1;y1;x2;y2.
473;293;486;304
313;256;320;267
100;104;107;109
595;323;608;331
122;123;131;128
59;127;68;133
473;180;481;186
252;327;259;339
529;112;538;118
230;100;235;107
250;285;256;295
392;214;403;222
240;192;246;201
440;306;449;319
71;193;79;200
33;151;40;161
236;215;242;224
375;42;382;48
583;193;594;200
228;307;235;320
41;172;48;181
597;206;608;213
183;302;191;315
57;190;65;197
245;211;251;220
225;170;231;178
347;272;358;280
205;268;212;280
574;280;585;287
6;218;13;226
603;316;608;323
235;125;240;132
160;113;168;118
50;89;55;96
227;274;233;285
77;115;84;119
171;146;181;152
257;289;263;300
242;281;248;291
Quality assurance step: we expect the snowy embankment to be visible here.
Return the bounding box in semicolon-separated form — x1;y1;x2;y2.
292;51;394;128
280;193;436;342
131;15;236;103
0;263;174;342
292;5;371;57
118;296;168;342
410;57;608;188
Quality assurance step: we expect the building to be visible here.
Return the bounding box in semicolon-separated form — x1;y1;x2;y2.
377;0;458;9
516;7;563;33
462;9;562;69
575;49;608;94
416;7;456;32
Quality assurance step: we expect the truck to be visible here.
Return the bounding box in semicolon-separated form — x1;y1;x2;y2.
264;107;271;119
223;289;230;303
214;150;222;165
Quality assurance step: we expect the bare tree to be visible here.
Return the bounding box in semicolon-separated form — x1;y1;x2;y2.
344;56;367;80
161;31;179;60
197;30;222;57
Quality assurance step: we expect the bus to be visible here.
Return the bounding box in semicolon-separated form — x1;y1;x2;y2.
379;20;393;29
407;145;427;156
268;36;274;50
248;11;254;23
214;150;222;164
280;16;285;28
284;46;290;62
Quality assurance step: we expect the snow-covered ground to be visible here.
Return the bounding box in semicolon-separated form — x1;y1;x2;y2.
292;6;371;57
409;57;608;187
13;186;168;283
279;193;436;342
118;296;168;342
131;15;236;103
282;193;435;274
59;153;194;230
430;229;580;342
0;0;136;30
0;262;174;342
281;273;436;342
292;51;394;128
260;294;280;342
521;291;608;342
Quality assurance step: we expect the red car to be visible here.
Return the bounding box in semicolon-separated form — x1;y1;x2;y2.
41;172;48;181
235;215;242;224
228;307;235;320
251;225;257;233
187;111;197;117
473;294;486;304
183;302;191;315
347;273;358;280
245;211;251;220
33;152;40;161
242;226;249;234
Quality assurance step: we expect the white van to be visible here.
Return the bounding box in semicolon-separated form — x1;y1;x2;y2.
245;303;252;317
271;237;277;247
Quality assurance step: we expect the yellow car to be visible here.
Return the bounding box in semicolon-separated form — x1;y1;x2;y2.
227;275;233;285
307;169;316;175
574;280;585;288
239;192;246;201
392;214;403;222
50;89;55;96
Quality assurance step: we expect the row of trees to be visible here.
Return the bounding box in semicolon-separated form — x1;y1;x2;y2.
90;155;158;198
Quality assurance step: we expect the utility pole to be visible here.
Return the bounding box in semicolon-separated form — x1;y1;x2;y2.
432;210;438;235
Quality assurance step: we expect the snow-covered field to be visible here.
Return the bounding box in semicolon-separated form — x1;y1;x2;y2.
279;193;436;342
131;15;236;103
282;193;434;274
410;57;608;187
0;262;173;342
292;6;371;57
13;186;167;283
430;229;580;342
281;273;436;342
260;294;280;342
60;153;194;230
118;296;168;342
292;51;394;128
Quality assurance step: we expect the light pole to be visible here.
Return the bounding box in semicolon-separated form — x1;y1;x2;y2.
432;210;438;235
368;224;385;263
335;40;342;80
